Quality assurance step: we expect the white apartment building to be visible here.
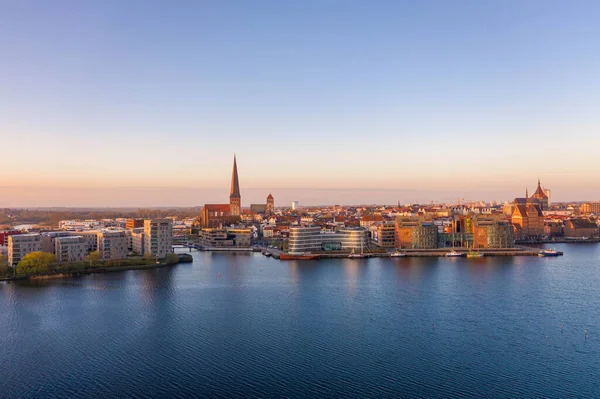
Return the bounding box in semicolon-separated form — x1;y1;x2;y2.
131;230;145;256
8;234;42;266
126;227;144;251
55;236;87;263
41;231;73;253
78;230;99;253
144;219;173;259
97;230;128;260
58;220;101;230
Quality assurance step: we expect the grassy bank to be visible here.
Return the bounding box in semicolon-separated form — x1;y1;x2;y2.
0;253;193;282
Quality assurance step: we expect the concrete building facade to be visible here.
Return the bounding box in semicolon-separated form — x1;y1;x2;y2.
41;231;72;254
198;227;252;247
97;230;128;260
55;236;87;263
131;230;145;255
376;222;397;248
78;231;99;253
144;219;173;258
8;234;42;266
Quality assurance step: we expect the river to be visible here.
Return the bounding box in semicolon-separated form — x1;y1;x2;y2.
1;243;599;398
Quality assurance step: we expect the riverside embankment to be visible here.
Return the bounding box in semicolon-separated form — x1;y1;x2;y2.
264;247;543;260
0;253;193;282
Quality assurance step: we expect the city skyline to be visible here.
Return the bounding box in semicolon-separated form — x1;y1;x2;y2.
2;1;600;205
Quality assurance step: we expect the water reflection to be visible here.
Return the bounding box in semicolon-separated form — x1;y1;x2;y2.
288;261;299;286
343;259;360;295
138;266;175;306
393;257;438;283
2;245;600;399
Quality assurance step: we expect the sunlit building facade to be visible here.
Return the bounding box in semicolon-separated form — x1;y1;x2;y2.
8;234;42;266
288;226;322;254
97;230;128;260
55;236;87;263
144;219;173;258
288;226;369;254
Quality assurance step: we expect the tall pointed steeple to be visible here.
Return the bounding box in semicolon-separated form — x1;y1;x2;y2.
229;154;241;216
533;178;546;198
230;154;240;198
526;187;528;198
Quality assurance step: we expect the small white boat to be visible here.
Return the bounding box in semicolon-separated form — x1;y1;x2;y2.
446;250;466;258
348;248;367;259
348;252;367;259
467;252;485;258
538;248;563;257
390;251;407;258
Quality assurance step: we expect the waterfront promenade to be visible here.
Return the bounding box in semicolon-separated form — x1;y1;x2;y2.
257;246;541;259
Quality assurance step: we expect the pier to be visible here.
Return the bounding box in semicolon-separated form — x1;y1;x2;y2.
175;244;544;259
258;246;544;260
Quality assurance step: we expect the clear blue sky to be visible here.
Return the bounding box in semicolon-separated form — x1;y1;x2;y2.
1;1;599;206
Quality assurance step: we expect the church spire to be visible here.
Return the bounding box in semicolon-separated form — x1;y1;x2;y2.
533;177;547;199
230;154;240;198
526;187;528;198
229;154;241;217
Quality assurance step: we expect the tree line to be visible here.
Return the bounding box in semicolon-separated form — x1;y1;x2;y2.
1;208;202;227
0;251;180;278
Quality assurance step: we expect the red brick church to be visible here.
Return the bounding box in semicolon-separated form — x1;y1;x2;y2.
201;155;242;227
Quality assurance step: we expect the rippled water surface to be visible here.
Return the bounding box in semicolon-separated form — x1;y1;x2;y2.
2;243;600;398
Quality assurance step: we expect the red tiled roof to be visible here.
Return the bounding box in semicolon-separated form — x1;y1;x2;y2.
532;179;548;199
361;215;383;222
203;204;231;212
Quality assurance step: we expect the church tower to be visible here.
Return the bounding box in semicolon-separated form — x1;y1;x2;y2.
266;193;274;214
531;178;549;210
229;155;241;216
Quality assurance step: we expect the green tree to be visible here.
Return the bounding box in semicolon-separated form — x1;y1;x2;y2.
16;252;56;275
166;253;179;265
144;252;158;264
0;254;10;276
86;251;101;266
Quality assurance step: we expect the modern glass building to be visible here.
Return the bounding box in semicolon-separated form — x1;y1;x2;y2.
288;226;322;254
486;222;514;248
324;228;369;251
411;224;438;249
288;226;369;254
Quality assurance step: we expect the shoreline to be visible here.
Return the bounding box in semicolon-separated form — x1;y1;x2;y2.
266;246;545;260
0;256;193;283
516;238;600;244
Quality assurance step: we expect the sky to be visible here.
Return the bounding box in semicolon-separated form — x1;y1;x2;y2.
1;0;600;206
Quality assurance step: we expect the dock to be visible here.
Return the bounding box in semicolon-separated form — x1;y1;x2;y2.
268;246;544;260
